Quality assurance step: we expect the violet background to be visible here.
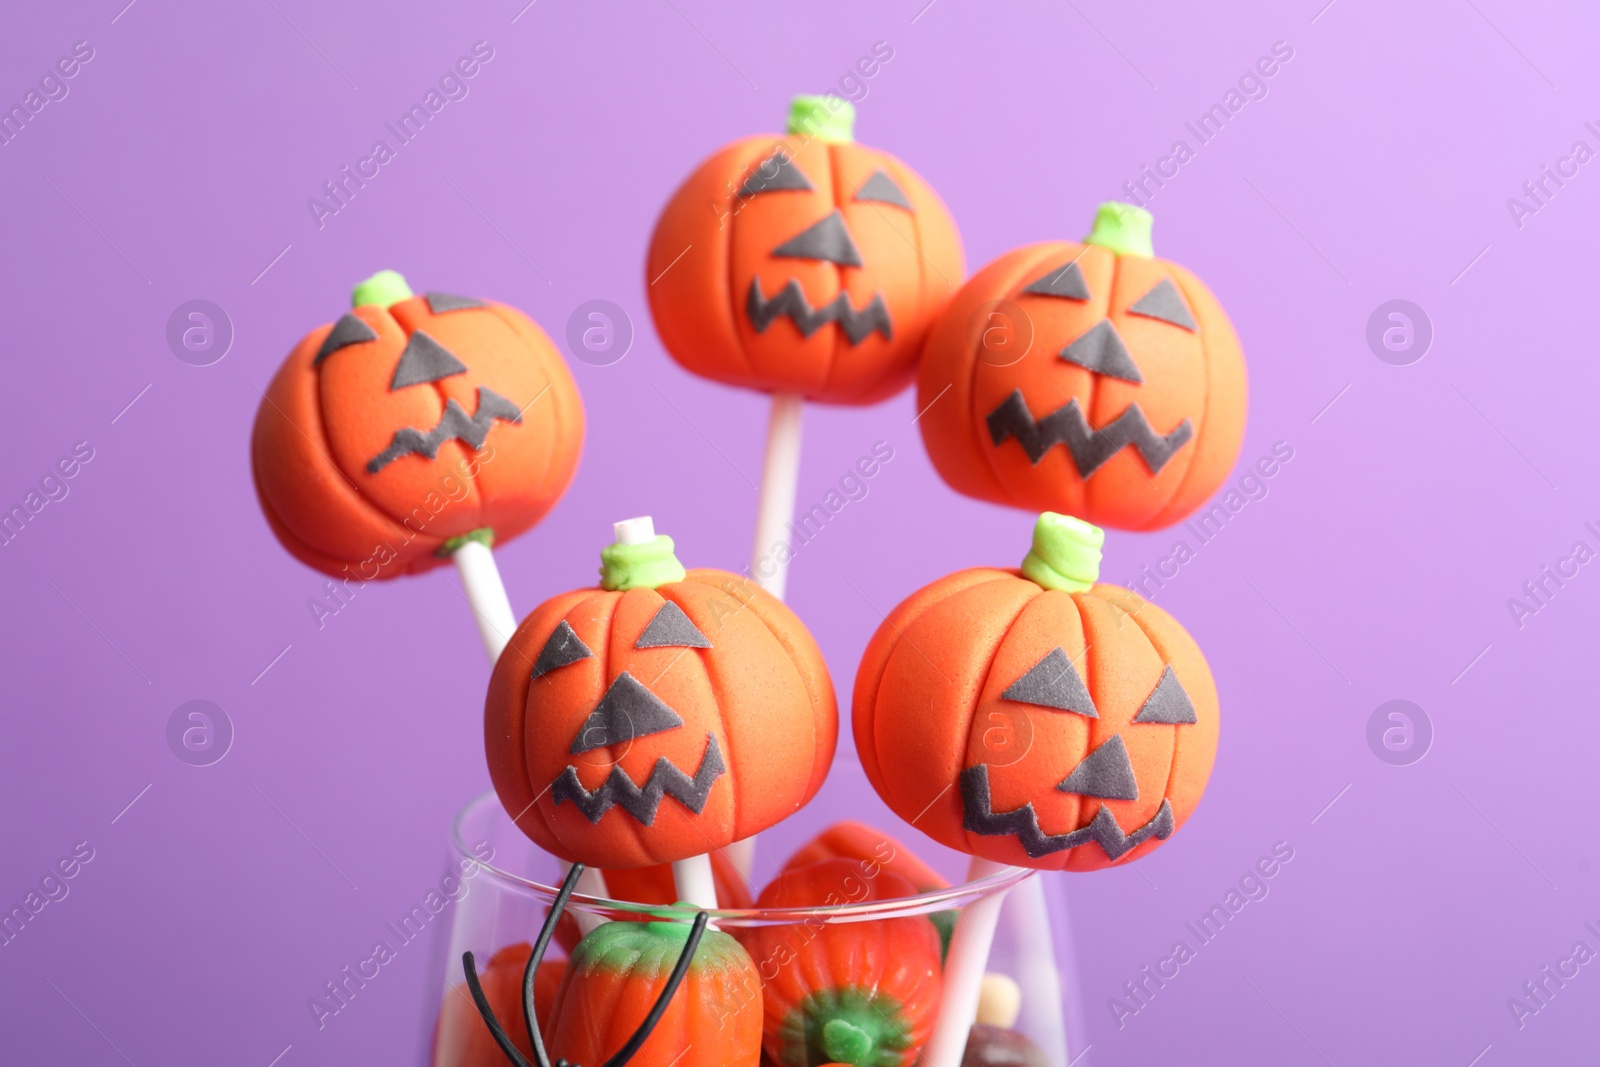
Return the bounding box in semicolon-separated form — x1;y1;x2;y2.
2;0;1596;1063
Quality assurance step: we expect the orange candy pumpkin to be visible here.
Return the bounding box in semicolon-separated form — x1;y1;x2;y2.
432;944;563;1067
647;96;963;405
781;820;956;961
484;524;837;868
253;270;583;579
781;821;948;894
853;514;1219;872
740;858;943;1067
545;918;763;1067
916;202;1245;529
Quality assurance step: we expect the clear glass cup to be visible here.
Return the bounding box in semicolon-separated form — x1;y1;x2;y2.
422;792;1083;1067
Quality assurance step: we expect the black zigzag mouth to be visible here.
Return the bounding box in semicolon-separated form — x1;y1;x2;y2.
366;386;521;473
746;278;893;345
960;763;1174;861
986;388;1193;478
551;733;726;826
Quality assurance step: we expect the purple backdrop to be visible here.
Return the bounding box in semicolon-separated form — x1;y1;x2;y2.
2;0;1595;1063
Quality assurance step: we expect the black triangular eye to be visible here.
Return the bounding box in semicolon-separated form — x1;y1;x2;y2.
854;170;912;210
390;331;468;389
1057;735;1139;800
1059;321;1143;384
314;314;379;365
1132;665;1198;724
635;602;712;650
1022;261;1091;301
771;211;863;267
569;672;685;754
1127;278;1197;331
1002;648;1098;718
425;292;486;314
738;150;814;197
531;620;593;681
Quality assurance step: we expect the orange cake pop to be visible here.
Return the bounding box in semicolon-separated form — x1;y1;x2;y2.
647;95;962;407
916;202;1245;530
484;517;837;874
853;513;1219;872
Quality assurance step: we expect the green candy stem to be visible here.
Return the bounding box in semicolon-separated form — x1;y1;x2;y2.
822;1019;875;1065
787;94;855;143
1083;201;1155;258
782;987;910;1067
352;269;414;308
600;518;687;591
1021;512;1104;592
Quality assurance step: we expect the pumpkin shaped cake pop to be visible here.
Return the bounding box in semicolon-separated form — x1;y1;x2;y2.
916;203;1245;529
484;518;837;869
647;95;963;405
253;270;584;579
853;513;1219;873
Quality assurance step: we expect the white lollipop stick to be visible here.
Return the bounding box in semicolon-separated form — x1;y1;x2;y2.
1009;872;1068;1067
749;392;805;601
729;392;805;881
450;538;518;664
671;855;720;917
923;857;1025;1067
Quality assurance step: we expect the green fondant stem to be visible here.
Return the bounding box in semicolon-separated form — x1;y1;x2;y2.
1021;512;1104;592
787;94;855;143
436;527;494;557
1083;201;1156;258
600;534;687;591
352;269;414;308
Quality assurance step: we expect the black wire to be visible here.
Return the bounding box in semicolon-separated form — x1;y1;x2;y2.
461;950;536;1067
522;862;586;1067
599;911;709;1067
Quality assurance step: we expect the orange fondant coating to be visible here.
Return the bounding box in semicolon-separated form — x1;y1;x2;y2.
253;293;583;578
853;569;1219;872
648;132;963;405
486;570;837;868
917;241;1245;528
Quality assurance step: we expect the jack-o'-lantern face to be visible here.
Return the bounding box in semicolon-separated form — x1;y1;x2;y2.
916;203;1246;530
647;96;963;405
252;273;584;578
485;548;837;869
853;515;1220;872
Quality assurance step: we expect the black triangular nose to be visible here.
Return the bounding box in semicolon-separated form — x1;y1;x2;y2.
1058;320;1143;384
771;210;864;267
390;330;468;389
569;672;685;754
1057;734;1139;800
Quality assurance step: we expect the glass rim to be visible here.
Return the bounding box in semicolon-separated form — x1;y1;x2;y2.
449;790;1034;922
